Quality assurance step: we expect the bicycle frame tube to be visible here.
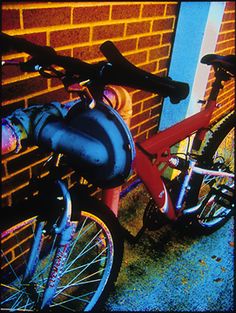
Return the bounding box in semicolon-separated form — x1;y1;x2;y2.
133;102;216;220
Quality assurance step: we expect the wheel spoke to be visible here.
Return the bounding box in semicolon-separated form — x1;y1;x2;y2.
1;207;120;311
196;124;234;228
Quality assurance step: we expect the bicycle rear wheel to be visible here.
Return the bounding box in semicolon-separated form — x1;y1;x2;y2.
187;112;235;234
1;192;123;311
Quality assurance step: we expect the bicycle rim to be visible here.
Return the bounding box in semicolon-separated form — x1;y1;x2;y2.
1;210;115;311
196;127;234;228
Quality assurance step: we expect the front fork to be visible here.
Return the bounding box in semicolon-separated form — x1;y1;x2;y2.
21;180;75;310
40;222;76;310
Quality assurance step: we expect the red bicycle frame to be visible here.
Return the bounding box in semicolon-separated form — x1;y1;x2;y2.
133;97;219;221
102;66;234;219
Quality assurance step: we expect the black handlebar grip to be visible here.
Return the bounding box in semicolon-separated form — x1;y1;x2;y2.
1;32;100;78
1;32;57;63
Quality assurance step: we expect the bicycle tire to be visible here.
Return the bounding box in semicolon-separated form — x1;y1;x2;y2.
186;112;235;234
1;190;124;311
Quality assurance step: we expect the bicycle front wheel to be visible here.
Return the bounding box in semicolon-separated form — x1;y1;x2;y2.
1;193;124;311
187;112;235;234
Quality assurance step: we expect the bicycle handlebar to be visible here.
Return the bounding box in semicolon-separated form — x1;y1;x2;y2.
1;32;189;103
100;41;189;103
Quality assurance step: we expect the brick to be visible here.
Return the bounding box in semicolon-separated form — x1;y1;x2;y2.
132;102;142;115
74;44;102;61
2;225;33;249
2;57;25;80
18;32;47;47
2;163;7;178
132;90;152;103
31;161;51;180
1;196;11;207
158;58;169;71
92;24;125;41
126;21;151;36
157;68;167;77
225;2;235;10
134;132;147;143
149;45;170;61
73;5;110;23
14;237;33;258
130;110;150;127
222;12;235;22
138;34;161;49
126;51;147;66
218;31;235;42
162;32;173;45
23;8;71;28
150;105;161;117
140;61;157;73
57;49;72;58
112;4;140;19
2;77;47;102
130;126;139;138
1;251;12;269
28;88;70;106
166;3;178;16
152;18;174;32
140;116;158;132
11;185;35;203
220;21;235;32
2;9;20;30
2;170;30;195
112;39;137;53
142;4;165;18
148;126;158;137
50;79;64;89
143;96;161;110
7;149;49;174
216;39;235;51
50;28;90;48
217;33;225;42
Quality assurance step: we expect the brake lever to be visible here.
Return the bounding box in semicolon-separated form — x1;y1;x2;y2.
38;66;64;78
65;79;96;109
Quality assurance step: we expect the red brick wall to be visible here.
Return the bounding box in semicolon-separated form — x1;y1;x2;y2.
207;2;235;123
1;2;235;206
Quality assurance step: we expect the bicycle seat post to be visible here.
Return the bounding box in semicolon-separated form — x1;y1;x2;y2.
191;66;232;152
208;66;232;102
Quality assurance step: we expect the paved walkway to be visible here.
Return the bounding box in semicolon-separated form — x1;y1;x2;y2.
102;185;234;312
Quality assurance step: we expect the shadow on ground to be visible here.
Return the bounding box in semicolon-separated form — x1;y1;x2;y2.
102;184;235;312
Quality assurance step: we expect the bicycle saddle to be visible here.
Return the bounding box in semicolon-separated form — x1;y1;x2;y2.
201;54;236;76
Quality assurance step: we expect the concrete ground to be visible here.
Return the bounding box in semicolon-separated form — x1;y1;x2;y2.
102;184;235;312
